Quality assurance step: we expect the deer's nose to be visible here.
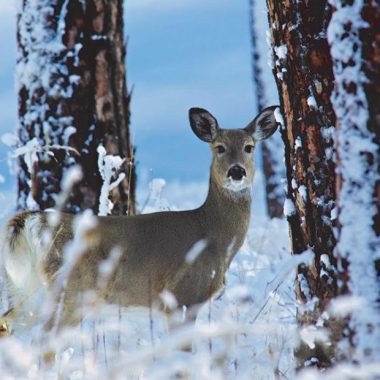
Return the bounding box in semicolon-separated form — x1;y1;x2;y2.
228;165;246;181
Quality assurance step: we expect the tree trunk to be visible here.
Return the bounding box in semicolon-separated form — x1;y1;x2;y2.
16;0;135;215
328;0;380;362
250;0;285;218
266;0;339;367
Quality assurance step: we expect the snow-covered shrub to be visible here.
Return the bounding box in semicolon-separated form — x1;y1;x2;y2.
0;178;305;379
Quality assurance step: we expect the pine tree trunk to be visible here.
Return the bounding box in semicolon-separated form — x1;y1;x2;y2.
250;0;285;218
328;0;380;361
266;0;339;367
17;0;135;215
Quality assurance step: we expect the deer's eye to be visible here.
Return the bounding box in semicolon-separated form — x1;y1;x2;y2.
215;145;226;154
244;145;254;154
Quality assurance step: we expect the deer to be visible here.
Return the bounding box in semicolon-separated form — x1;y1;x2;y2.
1;106;279;336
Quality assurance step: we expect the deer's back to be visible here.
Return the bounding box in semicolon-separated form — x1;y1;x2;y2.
42;209;226;309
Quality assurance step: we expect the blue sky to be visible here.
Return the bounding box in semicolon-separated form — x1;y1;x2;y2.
126;0;256;184
0;0;256;191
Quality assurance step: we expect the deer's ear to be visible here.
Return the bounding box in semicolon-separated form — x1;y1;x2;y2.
244;106;280;141
189;108;219;142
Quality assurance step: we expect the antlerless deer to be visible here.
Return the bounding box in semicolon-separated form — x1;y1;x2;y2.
1;106;279;333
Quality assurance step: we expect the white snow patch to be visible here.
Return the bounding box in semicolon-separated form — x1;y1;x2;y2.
13;137;40;176
159;290;178;311
274;107;285;129
298;185;307;202
295;137;302;149
321;126;335;141
185;239;208;264
1;133;19;147
63;126;77;144
274;44;288;60
307;95;317;109
320;254;331;269
297;362;380;380
328;295;364;318
314;79;323;94
97;145;126;216
300;325;330;350
284;197;296;217
330;207;338;221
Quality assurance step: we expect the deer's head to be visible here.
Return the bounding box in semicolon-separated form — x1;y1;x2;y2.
189;106;279;195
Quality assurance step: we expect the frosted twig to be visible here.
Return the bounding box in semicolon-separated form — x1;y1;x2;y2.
97;145;126;216
53;165;83;214
54;210;98;294
13;138;79;159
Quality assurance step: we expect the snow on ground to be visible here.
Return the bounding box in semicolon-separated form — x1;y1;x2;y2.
0;168;305;379
2;171;379;378
1;174;379;379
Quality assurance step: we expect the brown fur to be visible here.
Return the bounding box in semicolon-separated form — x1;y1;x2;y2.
3;106;279;332
5;211;39;249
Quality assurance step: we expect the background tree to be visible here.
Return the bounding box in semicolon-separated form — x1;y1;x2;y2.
17;0;135;215
250;0;285;218
327;0;380;362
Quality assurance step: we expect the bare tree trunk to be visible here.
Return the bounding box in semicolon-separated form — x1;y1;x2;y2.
17;0;135;215
250;0;285;218
328;0;380;362
266;0;339;367
268;0;380;367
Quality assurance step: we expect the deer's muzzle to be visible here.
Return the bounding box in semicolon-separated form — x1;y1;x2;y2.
227;165;246;181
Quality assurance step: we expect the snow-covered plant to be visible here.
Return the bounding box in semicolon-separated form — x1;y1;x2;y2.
0;179;303;379
141;178;172;213
97;145;126;216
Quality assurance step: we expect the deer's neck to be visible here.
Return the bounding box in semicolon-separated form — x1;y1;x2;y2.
200;178;252;247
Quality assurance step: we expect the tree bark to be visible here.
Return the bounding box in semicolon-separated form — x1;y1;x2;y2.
266;0;339;367
250;0;285;218
17;0;135;215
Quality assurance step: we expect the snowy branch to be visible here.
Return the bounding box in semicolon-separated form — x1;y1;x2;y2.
97;145;126;216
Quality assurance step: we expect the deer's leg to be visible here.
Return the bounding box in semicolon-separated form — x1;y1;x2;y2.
166;304;200;352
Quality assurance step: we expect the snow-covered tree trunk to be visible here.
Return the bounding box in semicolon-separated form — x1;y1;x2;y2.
327;0;380;362
266;0;339;367
16;0;135;215
250;0;285;218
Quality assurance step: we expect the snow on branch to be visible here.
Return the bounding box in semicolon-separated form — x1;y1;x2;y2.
328;0;380;360
97;145;126;216
10;137;79;209
13;138;78;172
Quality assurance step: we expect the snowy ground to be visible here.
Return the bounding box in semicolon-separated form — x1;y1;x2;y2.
0;167;310;379
1;171;379;379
